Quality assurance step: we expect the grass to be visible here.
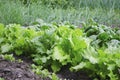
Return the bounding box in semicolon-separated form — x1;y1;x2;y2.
74;0;120;9
0;0;120;27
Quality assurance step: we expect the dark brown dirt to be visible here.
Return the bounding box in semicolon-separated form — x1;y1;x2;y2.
0;56;91;80
57;66;91;80
0;57;41;80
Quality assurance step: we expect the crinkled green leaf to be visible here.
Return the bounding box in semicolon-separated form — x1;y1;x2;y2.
0;38;4;44
0;23;4;36
71;52;82;65
70;62;86;71
51;73;59;80
72;36;87;51
1;43;12;53
83;47;98;64
15;50;23;56
51;61;61;72
107;64;115;71
98;32;110;41
52;46;70;65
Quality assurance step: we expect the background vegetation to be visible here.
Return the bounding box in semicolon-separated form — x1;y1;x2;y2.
0;0;120;27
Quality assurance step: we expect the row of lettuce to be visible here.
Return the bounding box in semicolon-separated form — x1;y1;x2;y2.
0;20;120;80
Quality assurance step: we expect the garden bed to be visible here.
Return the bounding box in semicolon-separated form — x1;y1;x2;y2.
0;56;91;80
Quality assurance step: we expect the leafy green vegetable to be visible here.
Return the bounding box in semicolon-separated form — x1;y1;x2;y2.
1;43;12;53
0;20;119;80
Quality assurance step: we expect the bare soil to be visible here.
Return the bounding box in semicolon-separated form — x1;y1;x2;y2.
0;57;41;80
57;66;91;80
0;56;91;80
